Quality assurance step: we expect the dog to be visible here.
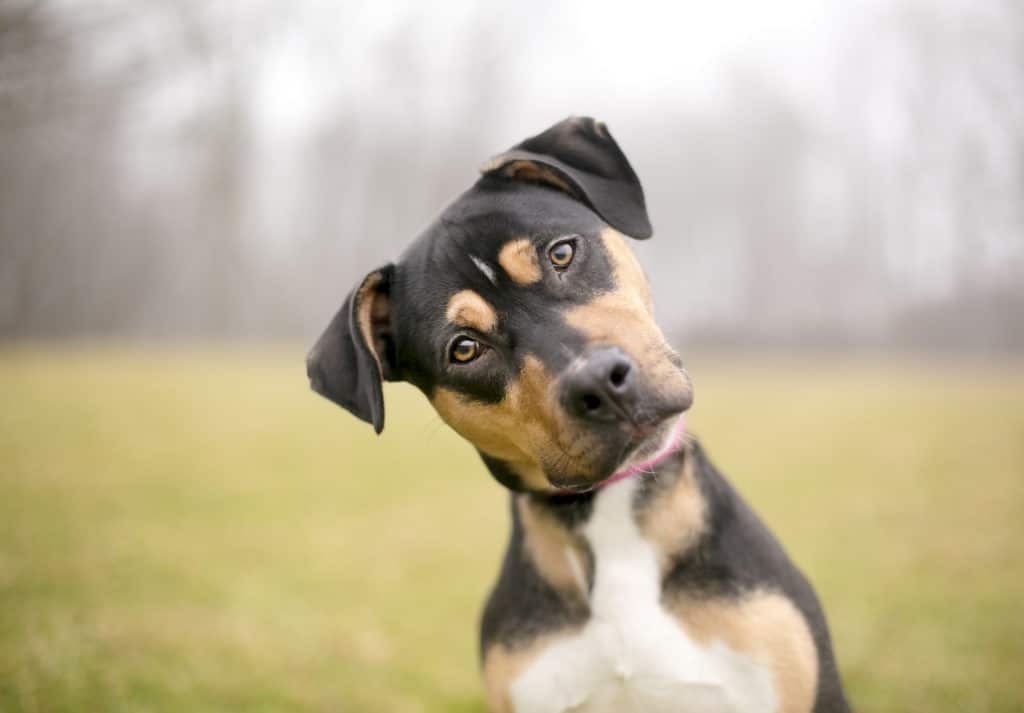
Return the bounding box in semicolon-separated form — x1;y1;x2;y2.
306;117;850;713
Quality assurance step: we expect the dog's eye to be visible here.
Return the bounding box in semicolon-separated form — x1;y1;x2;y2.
450;337;482;364
548;239;576;270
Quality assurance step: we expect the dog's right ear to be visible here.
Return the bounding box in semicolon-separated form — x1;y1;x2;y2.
480;116;652;240
306;265;395;434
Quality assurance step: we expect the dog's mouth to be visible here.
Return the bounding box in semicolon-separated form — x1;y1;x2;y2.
548;413;687;494
542;363;693;494
604;412;687;483
627;420;664;452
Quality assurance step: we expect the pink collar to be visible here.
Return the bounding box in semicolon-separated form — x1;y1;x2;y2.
598;414;688;489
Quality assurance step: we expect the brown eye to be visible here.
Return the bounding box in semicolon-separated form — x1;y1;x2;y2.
450;337;481;363
548;240;575;270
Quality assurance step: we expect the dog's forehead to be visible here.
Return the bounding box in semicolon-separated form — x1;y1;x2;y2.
389;182;651;374
401;182;605;289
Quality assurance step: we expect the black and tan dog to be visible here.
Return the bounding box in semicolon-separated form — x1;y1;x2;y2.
307;117;850;713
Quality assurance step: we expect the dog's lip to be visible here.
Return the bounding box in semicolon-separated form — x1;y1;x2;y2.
549;414;685;495
552;482;593;494
627;421;661;448
597;413;687;486
624;414;679;457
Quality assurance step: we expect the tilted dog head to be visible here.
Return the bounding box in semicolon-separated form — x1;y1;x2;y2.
307;117;692;493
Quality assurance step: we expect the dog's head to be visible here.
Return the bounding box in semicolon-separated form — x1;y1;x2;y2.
307;117;692;493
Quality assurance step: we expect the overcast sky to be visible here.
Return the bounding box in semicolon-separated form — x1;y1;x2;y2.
250;0;853;140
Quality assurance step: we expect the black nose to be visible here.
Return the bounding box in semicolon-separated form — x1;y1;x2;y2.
562;347;637;423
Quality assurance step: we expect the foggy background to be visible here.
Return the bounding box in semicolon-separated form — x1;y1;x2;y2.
2;0;1022;353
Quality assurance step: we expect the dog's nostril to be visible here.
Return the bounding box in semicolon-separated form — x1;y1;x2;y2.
563;348;637;422
609;363;629;388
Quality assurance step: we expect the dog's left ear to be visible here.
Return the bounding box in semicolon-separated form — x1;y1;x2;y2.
306;265;395;434
480;116;652;239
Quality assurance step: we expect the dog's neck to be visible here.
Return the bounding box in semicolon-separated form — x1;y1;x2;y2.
502;441;704;607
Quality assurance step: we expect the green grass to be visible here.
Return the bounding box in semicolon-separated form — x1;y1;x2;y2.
1;346;1022;712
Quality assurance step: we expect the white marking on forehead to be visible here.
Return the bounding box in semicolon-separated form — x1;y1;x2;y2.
470;255;497;285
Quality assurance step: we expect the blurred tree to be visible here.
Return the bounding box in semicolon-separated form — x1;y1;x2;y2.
1;0;1021;352
0;1;148;336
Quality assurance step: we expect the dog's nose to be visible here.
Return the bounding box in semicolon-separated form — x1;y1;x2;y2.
562;347;638;423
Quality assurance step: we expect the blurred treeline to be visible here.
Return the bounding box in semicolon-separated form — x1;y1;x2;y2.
1;0;1022;352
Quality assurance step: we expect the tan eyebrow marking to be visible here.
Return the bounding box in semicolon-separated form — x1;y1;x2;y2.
498;238;542;285
429;355;562;493
445;289;498;332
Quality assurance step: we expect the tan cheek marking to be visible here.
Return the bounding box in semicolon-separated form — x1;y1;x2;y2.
508;355;562;446
671;591;819;713
601;227;653;314
445;289;497;332
430;355;566;491
430;388;532;467
517;495;591;598
638;442;706;572
510;356;608;478
498;238;542;285
483;634;576;713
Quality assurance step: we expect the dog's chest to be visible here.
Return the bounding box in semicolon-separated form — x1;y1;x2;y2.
508;479;777;713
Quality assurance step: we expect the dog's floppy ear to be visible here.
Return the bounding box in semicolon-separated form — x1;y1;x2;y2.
480;116;652;239
306;265;395;434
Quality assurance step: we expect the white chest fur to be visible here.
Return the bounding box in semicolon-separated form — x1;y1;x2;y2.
507;478;778;713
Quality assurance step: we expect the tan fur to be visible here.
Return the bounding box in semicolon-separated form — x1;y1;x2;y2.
479;155;505;174
498;238;542;285
671;591;819;713
355;271;387;374
600;227;653;312
565;230;689;403
445;289;498;333
481;154;576;198
431;356;601;491
505;160;575;195
517;496;591;598
638;442;706;572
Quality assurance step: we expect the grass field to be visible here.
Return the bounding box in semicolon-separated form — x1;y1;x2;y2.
1;346;1022;712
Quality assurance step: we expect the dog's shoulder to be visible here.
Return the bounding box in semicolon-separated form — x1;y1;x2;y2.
664;440;850;712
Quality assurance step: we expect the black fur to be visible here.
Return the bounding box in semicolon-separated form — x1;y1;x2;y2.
480;498;592;650
306;265;394;433
481;116;652;239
